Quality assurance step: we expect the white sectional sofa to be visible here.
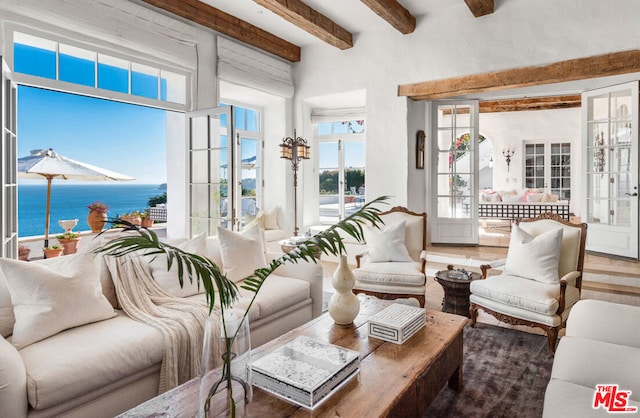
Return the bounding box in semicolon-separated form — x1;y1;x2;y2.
0;233;323;418
543;299;640;417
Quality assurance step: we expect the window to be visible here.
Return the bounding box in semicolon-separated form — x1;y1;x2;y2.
189;104;262;235
12;31;187;106
524;141;571;200
316;119;365;223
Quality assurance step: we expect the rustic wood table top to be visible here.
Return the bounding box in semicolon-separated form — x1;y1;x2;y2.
119;295;468;418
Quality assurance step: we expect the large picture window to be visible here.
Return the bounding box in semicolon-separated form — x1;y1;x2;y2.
316;119;365;223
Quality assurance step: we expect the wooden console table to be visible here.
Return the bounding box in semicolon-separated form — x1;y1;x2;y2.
119;296;467;418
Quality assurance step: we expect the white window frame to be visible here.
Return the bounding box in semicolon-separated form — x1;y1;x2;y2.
523;140;572;200
5;24;191;112
315;121;366;223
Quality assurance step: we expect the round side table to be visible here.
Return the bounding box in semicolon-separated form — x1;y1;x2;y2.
434;268;482;317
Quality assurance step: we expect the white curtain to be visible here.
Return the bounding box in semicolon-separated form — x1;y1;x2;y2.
217;37;294;98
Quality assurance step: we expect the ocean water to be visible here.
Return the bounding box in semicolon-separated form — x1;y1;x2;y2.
18;183;165;237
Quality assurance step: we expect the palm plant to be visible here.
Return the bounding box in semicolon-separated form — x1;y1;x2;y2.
96;196;389;416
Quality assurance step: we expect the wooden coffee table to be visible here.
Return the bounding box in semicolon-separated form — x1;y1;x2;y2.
435;268;482;318
119;296;467;418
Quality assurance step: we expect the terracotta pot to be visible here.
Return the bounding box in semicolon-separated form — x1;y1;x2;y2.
121;215;142;227
87;210;108;233
141;218;154;228
44;248;64;258
58;238;81;255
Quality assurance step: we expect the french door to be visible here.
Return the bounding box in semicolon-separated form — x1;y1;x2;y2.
583;82;639;259
187;106;261;236
1;57;18;258
430;101;479;244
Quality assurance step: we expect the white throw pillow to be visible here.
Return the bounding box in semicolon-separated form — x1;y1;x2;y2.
0;268;14;337
147;234;208;297
363;220;413;263
503;225;563;284
0;255;116;349
263;208;280;230
217;224;267;283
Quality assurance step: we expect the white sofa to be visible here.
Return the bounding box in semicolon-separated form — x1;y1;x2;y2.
543;299;640;417
0;235;323;418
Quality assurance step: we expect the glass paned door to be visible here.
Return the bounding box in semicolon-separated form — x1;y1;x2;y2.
187;107;234;237
583;82;638;259
430;101;479;244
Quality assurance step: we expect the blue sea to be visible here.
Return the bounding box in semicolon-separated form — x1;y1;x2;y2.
18;183;166;237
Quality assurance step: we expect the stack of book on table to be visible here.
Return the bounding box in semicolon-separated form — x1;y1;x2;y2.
367;303;426;344
250;336;360;408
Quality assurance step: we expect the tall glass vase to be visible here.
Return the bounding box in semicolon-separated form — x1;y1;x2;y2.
198;309;252;418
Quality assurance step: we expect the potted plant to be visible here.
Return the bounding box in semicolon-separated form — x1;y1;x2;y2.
18;244;30;261
97;197;389;417
120;211;142;227
56;231;81;255
140;210;154;228
43;244;64;258
87;201;109;233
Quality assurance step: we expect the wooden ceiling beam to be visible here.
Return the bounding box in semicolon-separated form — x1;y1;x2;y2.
464;0;494;18
141;0;301;62
360;0;416;34
253;0;353;50
399;50;640;100
441;95;582;114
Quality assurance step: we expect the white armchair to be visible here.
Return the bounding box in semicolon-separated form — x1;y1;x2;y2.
352;207;428;307
469;213;588;354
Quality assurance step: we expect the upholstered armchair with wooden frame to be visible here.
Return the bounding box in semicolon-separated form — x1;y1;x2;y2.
352;206;428;307
469;213;588;355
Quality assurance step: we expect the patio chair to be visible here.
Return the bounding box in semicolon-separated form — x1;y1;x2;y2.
469;213;588;355
352;206;427;307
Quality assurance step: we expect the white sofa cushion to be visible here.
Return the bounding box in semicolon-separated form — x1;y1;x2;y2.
264;207;280;230
503;225;562;284
470;274;580;316
240;274;310;319
551;336;640;402
147;234;208;297
363;220;412;263
566;300;640;349
217;224;267;283
0;255;116;350
20;311;164;410
354;261;425;286
0;335;27;416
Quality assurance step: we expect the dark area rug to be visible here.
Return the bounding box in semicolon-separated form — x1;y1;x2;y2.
425;323;553;418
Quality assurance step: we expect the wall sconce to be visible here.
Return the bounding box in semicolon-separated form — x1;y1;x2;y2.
502;148;515;172
280;129;310;236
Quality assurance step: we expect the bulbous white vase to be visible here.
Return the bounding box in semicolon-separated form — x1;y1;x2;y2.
328;255;360;325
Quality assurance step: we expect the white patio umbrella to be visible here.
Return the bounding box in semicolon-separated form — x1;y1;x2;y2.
18;148;134;247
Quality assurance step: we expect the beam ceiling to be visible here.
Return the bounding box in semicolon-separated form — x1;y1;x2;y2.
399;50;640;101
141;0;301;62
253;0;353;50
360;0;416;34
441;95;582;114
464;0;494;18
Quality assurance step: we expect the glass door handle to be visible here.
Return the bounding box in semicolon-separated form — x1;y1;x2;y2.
625;192;638;197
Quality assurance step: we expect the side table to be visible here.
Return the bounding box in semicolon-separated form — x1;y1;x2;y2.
434;267;481;317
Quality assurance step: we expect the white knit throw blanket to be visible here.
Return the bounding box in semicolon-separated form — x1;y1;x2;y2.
106;254;222;393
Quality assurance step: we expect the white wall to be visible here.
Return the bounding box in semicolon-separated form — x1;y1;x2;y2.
292;0;640;216
479;108;582;216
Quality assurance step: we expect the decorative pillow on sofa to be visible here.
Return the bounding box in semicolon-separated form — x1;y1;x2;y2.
146;233;208;297
363;220;412;263
263;208;280;230
541;193;559;202
503;224;563;284
218;224;267;282
0;254;116;349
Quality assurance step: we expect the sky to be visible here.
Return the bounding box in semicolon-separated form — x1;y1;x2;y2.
18;86;168;184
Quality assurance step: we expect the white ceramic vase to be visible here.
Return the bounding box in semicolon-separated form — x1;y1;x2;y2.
328;255;360;325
